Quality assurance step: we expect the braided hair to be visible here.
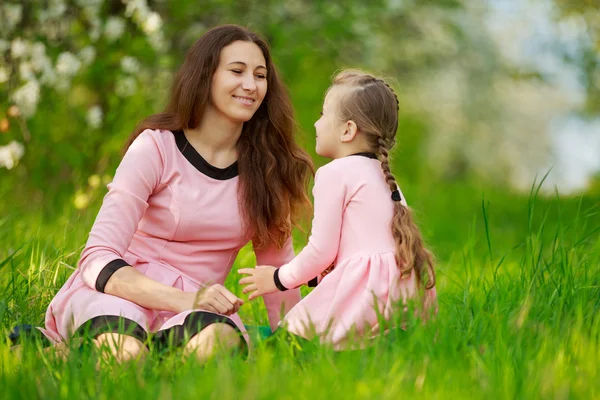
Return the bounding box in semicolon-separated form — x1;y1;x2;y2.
331;70;436;290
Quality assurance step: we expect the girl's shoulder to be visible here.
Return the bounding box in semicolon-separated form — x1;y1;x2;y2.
317;156;377;176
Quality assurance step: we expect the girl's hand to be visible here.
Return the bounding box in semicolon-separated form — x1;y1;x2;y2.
180;284;244;316
238;265;278;300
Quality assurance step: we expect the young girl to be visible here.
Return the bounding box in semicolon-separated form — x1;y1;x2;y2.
239;69;437;349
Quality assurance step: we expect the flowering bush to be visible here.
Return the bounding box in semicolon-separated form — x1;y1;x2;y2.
0;0;169;175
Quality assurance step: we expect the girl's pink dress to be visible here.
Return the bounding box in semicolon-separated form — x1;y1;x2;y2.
276;155;437;349
40;129;300;345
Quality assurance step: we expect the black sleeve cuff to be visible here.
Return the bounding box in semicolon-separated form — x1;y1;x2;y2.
307;277;319;287
273;268;289;292
95;259;130;292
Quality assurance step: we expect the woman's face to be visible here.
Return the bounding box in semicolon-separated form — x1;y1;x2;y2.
209;40;268;123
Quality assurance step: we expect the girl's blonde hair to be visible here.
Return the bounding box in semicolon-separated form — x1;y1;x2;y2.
331;69;436;290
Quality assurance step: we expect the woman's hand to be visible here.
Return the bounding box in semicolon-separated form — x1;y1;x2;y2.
238;265;278;300
179;284;244;316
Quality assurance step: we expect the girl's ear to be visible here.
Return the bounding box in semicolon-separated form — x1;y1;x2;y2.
340;120;358;143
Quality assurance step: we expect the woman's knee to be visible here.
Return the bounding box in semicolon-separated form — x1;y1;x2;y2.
183;323;242;361
94;333;147;362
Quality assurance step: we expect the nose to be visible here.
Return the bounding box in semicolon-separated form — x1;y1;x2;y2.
241;74;257;92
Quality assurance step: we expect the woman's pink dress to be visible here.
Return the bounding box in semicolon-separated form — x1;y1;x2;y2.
276;155;437;349
40;129;300;345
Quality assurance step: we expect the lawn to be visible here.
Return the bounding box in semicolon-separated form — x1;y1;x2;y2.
1;179;598;399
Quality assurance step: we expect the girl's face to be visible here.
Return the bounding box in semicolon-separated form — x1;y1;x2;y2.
314;86;347;158
209;40;268;123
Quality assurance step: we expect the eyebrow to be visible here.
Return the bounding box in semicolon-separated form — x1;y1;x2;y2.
227;61;267;70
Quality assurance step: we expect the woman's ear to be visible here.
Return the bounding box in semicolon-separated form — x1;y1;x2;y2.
340;120;358;143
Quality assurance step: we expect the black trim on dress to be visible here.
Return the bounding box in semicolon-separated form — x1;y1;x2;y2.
75;315;149;345
349;152;377;159
153;311;248;356
95;258;130;292
273;268;289;291
173;130;239;180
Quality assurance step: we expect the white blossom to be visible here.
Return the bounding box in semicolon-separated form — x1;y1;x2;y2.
142;12;162;35
115;76;137;97
124;0;150;19
104;17;126;41
0;141;25;170
11;38;29;59
39;61;57;86
148;32;167;52
19;62;35;81
28;42;55;84
37;0;67;21
86;105;103;129
56;52;81;76
11;80;41;117
30;42;48;71
75;0;104;8
120;56;140;74
89;17;103;42
0;39;9;53
79;46;96;66
0;67;9;84
50;0;67;17
3;3;23;32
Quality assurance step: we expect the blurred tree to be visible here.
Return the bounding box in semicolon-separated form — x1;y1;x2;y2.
1;0;588;213
553;0;600;114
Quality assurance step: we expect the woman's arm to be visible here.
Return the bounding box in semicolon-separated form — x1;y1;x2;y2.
77;131;242;316
78;130;163;291
105;266;243;315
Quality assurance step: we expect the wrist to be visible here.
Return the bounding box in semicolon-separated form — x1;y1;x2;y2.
273;268;289;291
168;289;194;313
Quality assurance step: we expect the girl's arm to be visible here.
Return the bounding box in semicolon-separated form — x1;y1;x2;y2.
276;164;346;289
239;164;346;297
253;236;301;331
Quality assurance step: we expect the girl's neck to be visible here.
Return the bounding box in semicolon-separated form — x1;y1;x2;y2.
333;143;374;160
184;105;243;167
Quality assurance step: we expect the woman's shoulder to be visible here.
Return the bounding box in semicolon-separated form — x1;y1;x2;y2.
133;128;174;146
129;129;177;158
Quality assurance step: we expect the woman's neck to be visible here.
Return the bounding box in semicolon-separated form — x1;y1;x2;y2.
184;105;243;167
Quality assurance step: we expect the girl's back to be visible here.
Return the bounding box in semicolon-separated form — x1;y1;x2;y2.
332;155;405;262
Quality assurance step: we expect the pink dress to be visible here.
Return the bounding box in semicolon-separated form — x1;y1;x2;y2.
277;154;437;349
40;129;300;346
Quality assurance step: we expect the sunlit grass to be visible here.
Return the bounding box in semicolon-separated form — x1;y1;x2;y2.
1;181;598;399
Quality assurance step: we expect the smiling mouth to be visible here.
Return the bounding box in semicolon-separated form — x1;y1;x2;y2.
233;95;256;105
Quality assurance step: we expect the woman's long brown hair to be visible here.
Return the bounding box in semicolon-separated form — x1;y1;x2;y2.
332;70;436;290
126;25;313;249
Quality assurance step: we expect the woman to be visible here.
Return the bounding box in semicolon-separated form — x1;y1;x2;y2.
39;24;313;361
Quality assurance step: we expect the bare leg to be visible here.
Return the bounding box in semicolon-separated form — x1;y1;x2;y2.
182;323;242;363
93;333;148;363
10;338;80;362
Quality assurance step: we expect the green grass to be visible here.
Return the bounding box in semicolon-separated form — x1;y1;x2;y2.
1;179;599;399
